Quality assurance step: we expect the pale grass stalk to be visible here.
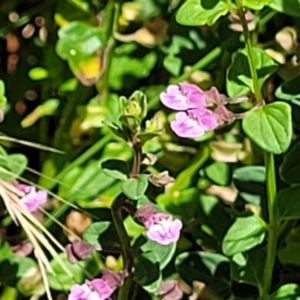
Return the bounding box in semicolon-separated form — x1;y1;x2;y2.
0;179;78;299
0;166;79;209
8;196;74;278
0;185;18;223
14;209;54;274
0;134;64;153
39;206;81;241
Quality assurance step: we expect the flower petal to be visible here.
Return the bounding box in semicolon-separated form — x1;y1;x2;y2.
160;83;206;111
90;279;114;300
188;108;218;131
170;112;205;138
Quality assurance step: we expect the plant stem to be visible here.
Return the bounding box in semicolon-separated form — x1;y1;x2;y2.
236;0;263;103
236;2;278;296
262;152;278;295
130;138;142;177
111;194;134;300
111;194;134;272
173;46;222;83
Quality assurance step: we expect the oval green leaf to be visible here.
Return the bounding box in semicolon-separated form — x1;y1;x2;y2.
222;215;266;256
242;102;292;154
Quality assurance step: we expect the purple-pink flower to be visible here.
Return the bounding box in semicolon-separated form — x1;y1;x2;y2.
160;83;207;110
68;269;125;300
17;184;47;212
160;83;221;138
171;109;218;138
136;204;183;245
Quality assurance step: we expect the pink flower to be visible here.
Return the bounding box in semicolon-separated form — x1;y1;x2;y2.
160;83;206;111
203;86;227;106
171;109;218;138
136;204;183;245
68;282;102;300
68;269;125;300
17;184;47;212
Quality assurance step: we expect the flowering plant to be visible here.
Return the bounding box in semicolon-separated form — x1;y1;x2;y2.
1;1;300;300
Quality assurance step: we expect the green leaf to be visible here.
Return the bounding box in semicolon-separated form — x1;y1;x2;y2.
0;255;36;286
271;284;300;299
59;78;79;94
230;248;265;287
242;0;272;10
47;253;99;291
0;79;7;108
222;215;267;256
278;229;300;268
56;21;104;60
28;67;49;81
163;55;182;76
121;174;148;200
242;102;292;154
205;162;230;186
269;0;300;18
139;239;176;270
60;160;116;201
124;216;145;238
275;74;300;106
277;185;300;220
134;255;161;293
101;159;129;181
161;35;194;56
233;166;266;205
227;48;277;97
83;221;111;245
176;0;229;26
280;139;300;184
0;150;28;181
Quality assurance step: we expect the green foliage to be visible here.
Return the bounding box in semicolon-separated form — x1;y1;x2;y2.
47;253;99;291
280;139;300;184
176;0;229;26
56;21;104;60
227;48;277;97
0;146;28;181
222;215;267;256
175;251;230;296
0;79;7;109
242;102;292;154
271;284;300;299
269;0;300;17
1;1;300;300
277;185;300;220
230;248;265;287
243;0;272;10
121;175;148;200
275;75;300;106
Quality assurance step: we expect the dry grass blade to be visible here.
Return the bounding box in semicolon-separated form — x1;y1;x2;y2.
0;134;64;154
0;179;79;299
39;206;81;241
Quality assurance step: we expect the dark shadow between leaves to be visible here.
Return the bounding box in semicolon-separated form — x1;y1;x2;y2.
176;251;230;297
202;0;219;9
